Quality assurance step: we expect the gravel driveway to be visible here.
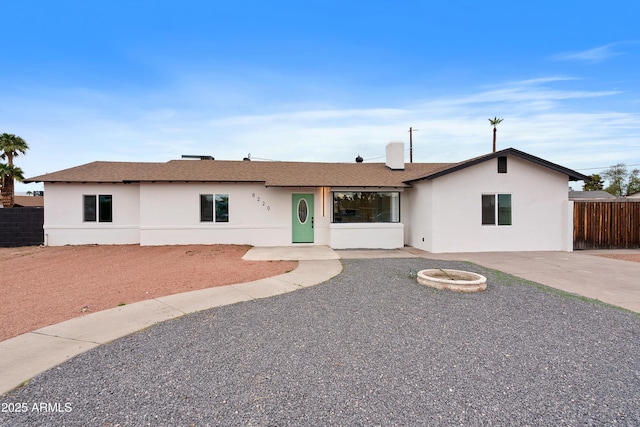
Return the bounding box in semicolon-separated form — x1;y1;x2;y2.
2;258;640;426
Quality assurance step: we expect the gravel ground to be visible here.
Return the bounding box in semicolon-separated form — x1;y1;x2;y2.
2;258;640;426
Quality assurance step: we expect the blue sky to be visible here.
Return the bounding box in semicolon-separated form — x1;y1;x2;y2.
3;0;639;192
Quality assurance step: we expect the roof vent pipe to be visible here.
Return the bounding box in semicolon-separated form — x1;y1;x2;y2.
355;155;363;163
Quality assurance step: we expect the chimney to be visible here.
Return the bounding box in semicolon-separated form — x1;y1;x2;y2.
385;141;405;170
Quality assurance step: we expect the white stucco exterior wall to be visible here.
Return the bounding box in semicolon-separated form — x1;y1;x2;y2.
313;187;332;246
139;183;332;246
404;182;434;251
43;183;140;245
407;155;573;253
41;182;337;247
139;183;287;246
329;223;404;249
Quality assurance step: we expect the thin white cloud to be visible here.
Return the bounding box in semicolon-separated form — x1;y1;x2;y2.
457;77;618;104
12;77;640;193
552;43;623;63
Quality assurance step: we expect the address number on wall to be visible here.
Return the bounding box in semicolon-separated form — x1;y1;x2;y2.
252;193;271;211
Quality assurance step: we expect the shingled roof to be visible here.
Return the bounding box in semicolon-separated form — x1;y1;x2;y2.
14;196;44;207
24;147;589;187
24;160;457;188
405;148;590;182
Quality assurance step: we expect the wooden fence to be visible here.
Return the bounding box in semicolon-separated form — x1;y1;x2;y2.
573;200;640;249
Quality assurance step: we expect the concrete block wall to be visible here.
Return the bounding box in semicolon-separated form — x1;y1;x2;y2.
0;207;44;247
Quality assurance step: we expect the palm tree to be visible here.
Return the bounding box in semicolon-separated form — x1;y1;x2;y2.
0;163;26;208
488;117;503;153
0;133;29;208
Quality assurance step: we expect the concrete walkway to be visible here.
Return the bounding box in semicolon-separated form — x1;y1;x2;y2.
2;245;639;396
0;248;342;396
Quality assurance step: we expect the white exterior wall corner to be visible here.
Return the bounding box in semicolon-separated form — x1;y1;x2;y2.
405;181;435;251
426;155;572;253
312;187;332;246
564;200;574;252
401;189;412;244
43;183;140;246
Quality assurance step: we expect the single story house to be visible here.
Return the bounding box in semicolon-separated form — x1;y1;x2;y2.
25;142;589;252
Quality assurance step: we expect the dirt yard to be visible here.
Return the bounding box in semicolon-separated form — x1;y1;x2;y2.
0;245;297;341
593;253;640;263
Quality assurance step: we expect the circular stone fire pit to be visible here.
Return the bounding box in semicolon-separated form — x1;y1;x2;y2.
417;269;487;293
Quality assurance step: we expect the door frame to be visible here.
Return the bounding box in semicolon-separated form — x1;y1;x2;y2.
292;193;314;243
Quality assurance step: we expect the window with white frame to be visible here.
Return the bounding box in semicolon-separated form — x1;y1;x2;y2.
83;194;112;222
332;191;400;223
200;194;229;222
482;194;511;226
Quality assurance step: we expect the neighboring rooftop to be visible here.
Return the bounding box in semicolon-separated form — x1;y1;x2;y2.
13;196;44;207
628;191;640;199
569;190;616;200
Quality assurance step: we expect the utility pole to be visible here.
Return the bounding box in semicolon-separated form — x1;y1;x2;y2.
409;127;418;163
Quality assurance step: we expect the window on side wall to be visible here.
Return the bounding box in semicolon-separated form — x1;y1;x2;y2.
332;191;400;223
83;194;113;222
83;195;96;222
215;194;229;222
482;194;512;226
99;195;112;222
200;194;229;222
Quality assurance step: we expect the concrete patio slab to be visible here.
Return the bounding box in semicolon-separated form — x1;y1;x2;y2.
337;249;419;259
243;245;340;261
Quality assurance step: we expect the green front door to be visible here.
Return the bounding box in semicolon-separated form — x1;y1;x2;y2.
292;194;314;243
